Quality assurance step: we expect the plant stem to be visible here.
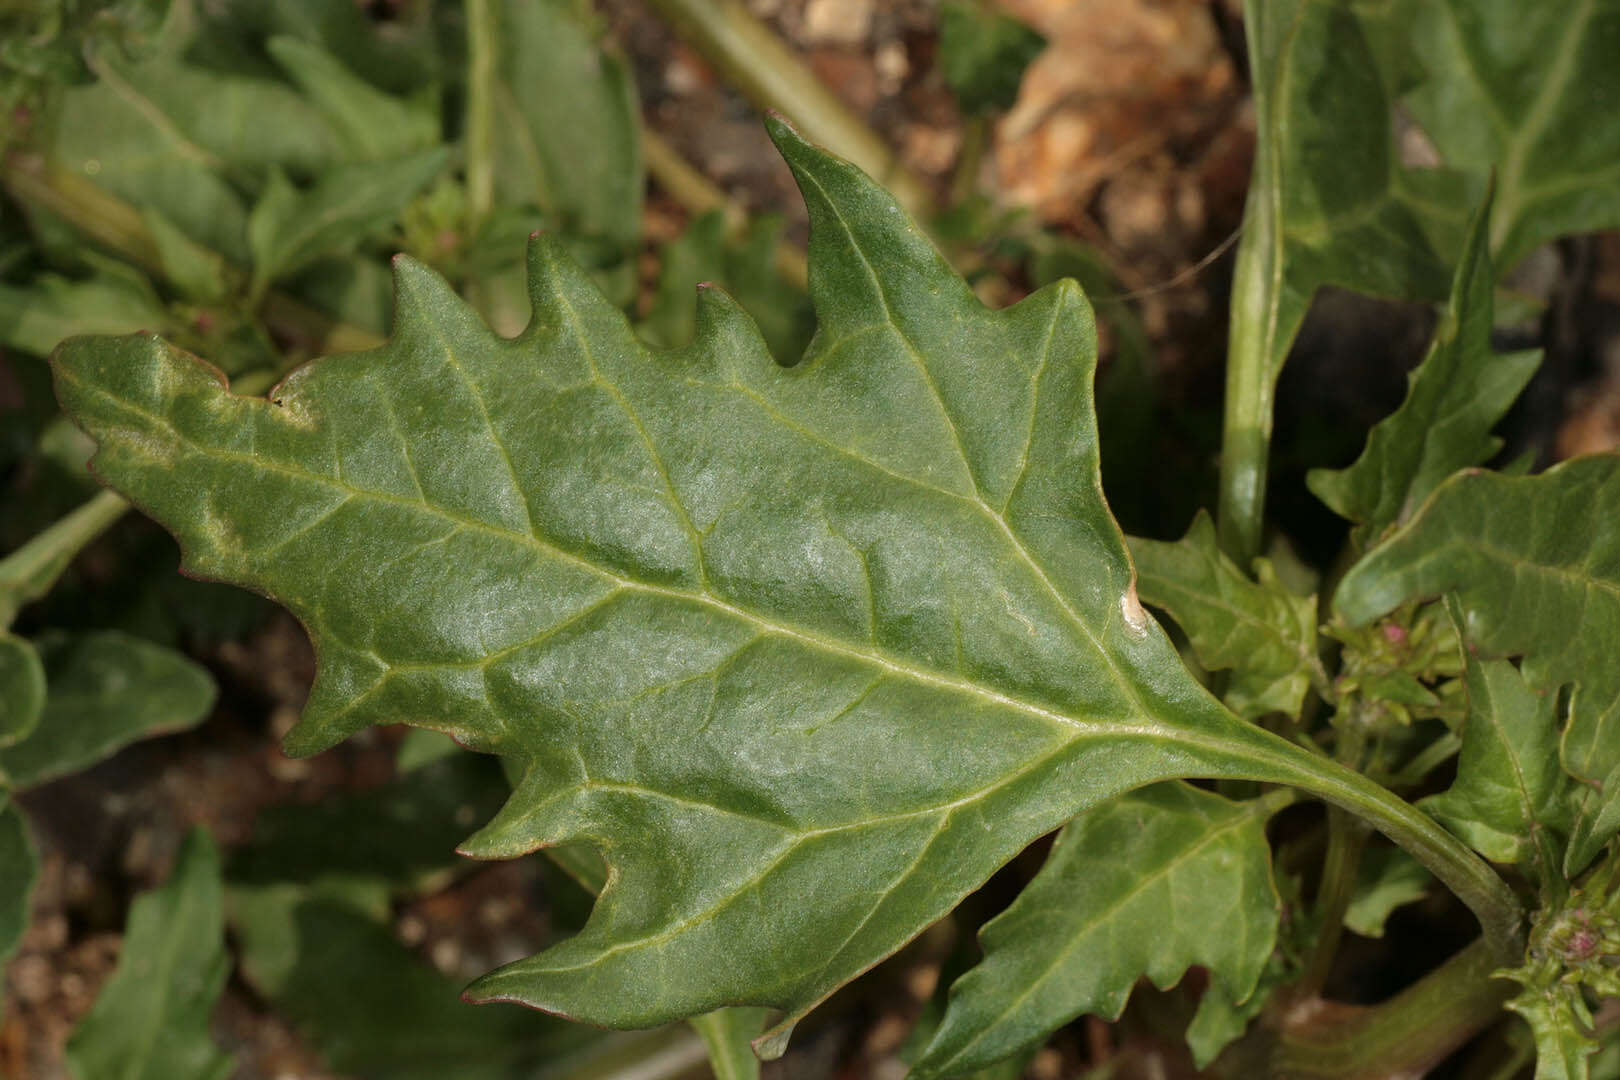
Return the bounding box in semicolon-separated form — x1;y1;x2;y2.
642;128;809;291
1294;808;1369;1000
1267;937;1515;1079
642;0;936;219
0;489;129;628
463;0;497;230
1234;729;1523;963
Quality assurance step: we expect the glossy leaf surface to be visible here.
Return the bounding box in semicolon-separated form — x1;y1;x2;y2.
1129;512;1320;720
53;119;1458;1042
1336;456;1620;873
0;631;215;789
1390;0;1620;269
914;783;1283;1077
1307;193;1539;544
65;827;233;1080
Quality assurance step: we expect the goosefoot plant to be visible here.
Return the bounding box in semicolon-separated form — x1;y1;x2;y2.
38;7;1620;1080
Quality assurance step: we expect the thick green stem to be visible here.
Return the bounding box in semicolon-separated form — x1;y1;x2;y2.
0;489;129;628
463;0;497;229
1294;808;1370;1000
1268;937;1515;1079
1232;729;1523;963
642;0;936;219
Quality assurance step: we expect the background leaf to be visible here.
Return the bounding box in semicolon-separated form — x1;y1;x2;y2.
938;0;1046;115
1335;456;1620;874
1129;512;1321;721
52;118;1338;1045
487;0;641;306
914;783;1285;1078
64;827;234;1080
246;149;449;296
266;35;439;162
1385;0;1620;269
0;633;46;749
0;630;215;789
1344;846;1432;939
1307;191;1539;544
0;797;38;973
1421;606;1575;880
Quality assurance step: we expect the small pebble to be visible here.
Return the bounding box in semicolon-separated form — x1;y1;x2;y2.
803;0;872;45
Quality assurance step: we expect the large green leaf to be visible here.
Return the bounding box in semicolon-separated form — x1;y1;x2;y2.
1307;192;1539;544
1336;456;1620;873
1128;511;1321;721
1421;602;1575;879
913;783;1285;1078
0;630;215;789
1388;0;1620;270
51;118;1488;1046
64;827;233;1080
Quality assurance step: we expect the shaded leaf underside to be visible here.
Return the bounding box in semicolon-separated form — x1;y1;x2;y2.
54;119;1328;1042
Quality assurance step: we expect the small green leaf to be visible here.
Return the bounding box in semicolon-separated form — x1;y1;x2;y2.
0;260;169;358
0;631;215;789
488;0;641;299
938;0;1046;115
1130;512;1321;720
0;634;45;750
228;749;509;890
65;827;233;1080
0;796;38;971
913;783;1284;1077
51;55;344;261
246;149;449;296
1506;982;1598;1080
1344;846;1432;939
1307;191;1539;544
143;209;231;304
638;210;813;366
1335;456;1620;874
1391;0;1620;269
1421;614;1574;880
266;35;439;162
228;883;596;1080
0;489;130;630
